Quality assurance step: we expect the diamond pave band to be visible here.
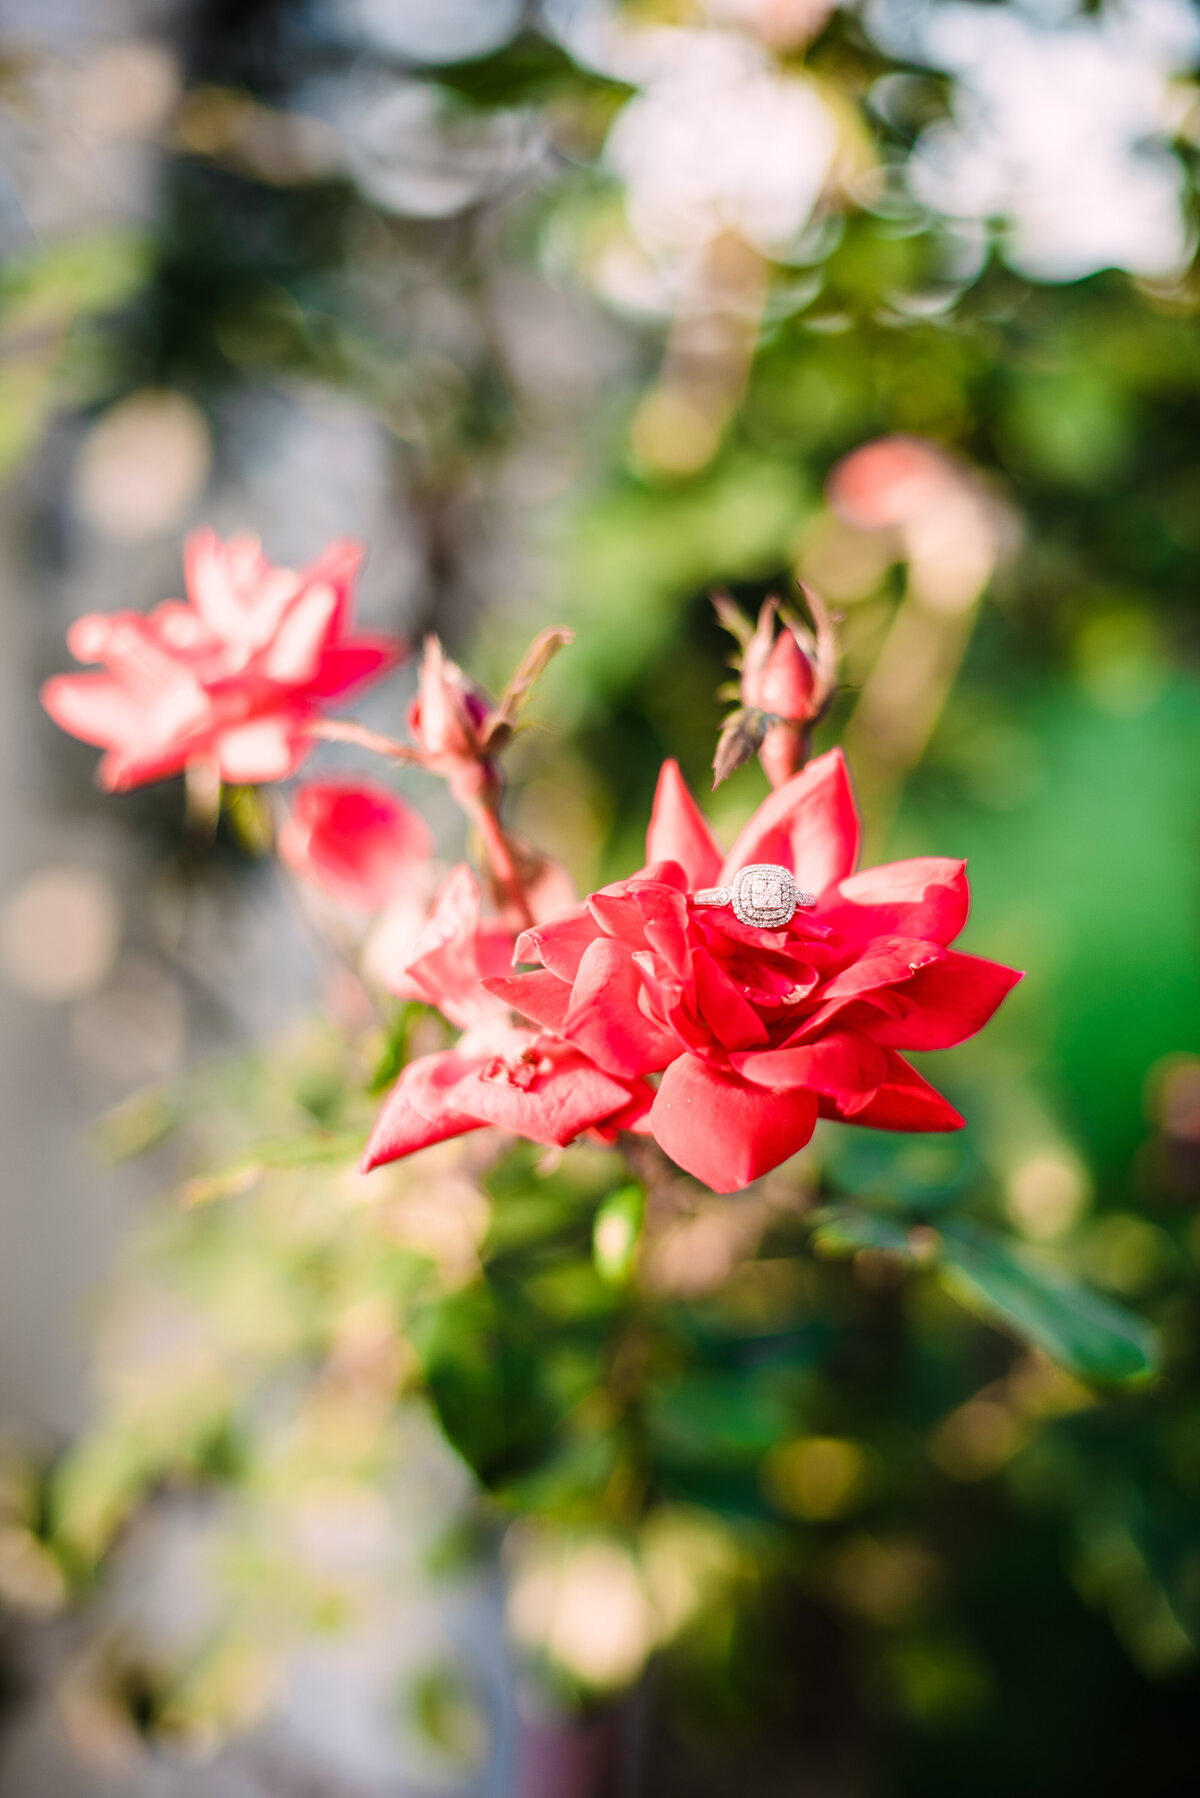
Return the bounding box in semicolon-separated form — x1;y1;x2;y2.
693;863;815;928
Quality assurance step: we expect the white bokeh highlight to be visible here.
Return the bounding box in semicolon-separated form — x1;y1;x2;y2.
606;30;839;262
873;0;1200;282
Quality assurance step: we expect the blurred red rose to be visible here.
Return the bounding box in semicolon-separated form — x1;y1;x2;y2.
42;530;403;791
279;779;433;912
363;866;652;1169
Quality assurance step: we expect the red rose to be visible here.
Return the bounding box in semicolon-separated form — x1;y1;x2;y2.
42;530;403;791
279;779;433;912
483;752;1021;1192
362;866;652;1169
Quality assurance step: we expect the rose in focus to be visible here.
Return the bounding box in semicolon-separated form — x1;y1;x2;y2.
476;751;1022;1191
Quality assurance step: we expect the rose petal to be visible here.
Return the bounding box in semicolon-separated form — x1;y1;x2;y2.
645;759;723;889
869;951;1023;1051
819;857;970;947
691;950;771;1052
483;968;573;1035
401;864;512;1030
817;937;945;1005
563;937;679;1077
650;1054;818;1191
279;779;433;911
824;1049;965;1131
456;1043;634;1147
361;1051;484;1170
42;672;163;752
588;1080;656;1142
261;581;339;684
720;747;859;894
732;1027;888;1107
515;908;603;982
304;636;403;699
215;713;310;783
300;536;365;637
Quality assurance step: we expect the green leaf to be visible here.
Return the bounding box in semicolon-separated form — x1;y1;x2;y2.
809;1208;1157;1384
92;1086;178;1162
810;1205;915;1257
648;1371;795;1465
434;34;633;109
410;1284;557;1485
368;1002;434;1096
592;1184;644;1285
937;1221;1159;1384
179;1132;363;1205
0;227;151;330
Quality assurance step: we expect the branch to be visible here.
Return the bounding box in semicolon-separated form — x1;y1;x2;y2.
306;719;422;764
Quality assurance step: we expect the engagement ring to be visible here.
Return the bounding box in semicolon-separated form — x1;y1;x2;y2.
693;863;815;929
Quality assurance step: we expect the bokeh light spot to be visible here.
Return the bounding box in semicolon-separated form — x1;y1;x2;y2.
0;867;121;1002
74;391;212;541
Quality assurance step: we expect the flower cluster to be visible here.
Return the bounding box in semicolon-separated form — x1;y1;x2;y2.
43;528;1020;1194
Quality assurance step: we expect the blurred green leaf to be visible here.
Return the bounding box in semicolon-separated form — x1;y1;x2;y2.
92;1087;179;1162
410;1283;557;1485
180;1133;363;1206
937;1222;1158;1385
810;1205;915;1256
369;1003;436;1096
0;227;152;484
0;228;151;329
648;1371;796;1465
435;34;633;108
593;1184;644;1285
809;1206;1157;1382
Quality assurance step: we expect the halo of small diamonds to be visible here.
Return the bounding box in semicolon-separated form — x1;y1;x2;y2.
731;863;797;928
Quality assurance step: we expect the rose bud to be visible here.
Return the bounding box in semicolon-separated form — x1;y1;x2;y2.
712;591;835;789
744;621;817;721
407;636;499;806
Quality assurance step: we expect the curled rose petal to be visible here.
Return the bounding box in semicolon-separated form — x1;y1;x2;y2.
720;748;860;895
822;1049;965;1131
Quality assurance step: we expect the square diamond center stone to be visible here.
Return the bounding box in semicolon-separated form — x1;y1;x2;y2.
731;863;796;927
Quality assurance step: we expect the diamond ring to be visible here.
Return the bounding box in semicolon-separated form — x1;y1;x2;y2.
693;863;815;928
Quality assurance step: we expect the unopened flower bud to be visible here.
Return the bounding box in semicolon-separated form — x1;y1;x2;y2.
408;637;490;762
712;589;836;789
744;626;816;721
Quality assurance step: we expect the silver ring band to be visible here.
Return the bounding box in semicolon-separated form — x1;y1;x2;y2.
693;863;815;928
